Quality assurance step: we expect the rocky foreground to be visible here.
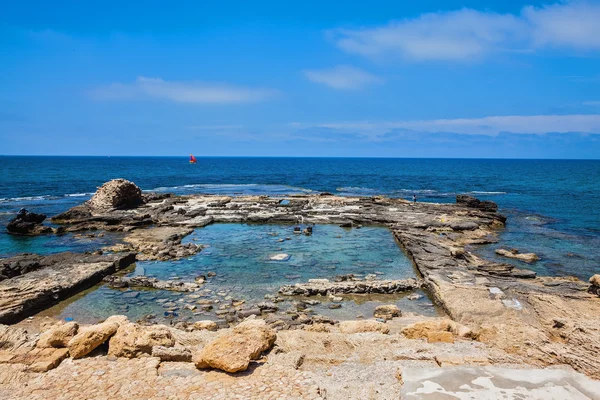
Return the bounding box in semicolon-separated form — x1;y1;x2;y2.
1;179;599;398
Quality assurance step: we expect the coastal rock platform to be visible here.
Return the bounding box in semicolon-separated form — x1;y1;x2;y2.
1;179;600;397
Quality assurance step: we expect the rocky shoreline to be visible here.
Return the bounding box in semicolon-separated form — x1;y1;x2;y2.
1;179;599;398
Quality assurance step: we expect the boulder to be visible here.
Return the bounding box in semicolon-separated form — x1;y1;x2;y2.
151;346;192;362
373;305;401;320
6;211;52;235
193;321;218;331
87;179;143;211
401;319;474;342
495;248;539;263
194;318;276;373
108;323;175;358
339;320;390;334
456;194;499;212
67;321;120;359
36;322;79;348
589;274;600;296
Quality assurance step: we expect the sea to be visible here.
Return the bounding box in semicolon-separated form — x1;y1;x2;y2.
1;156;599;284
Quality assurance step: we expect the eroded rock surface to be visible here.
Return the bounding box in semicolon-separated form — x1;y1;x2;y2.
88;179;143;211
194;318;277;373
103;275;201;292
495;248;539;263
6;211;52;235
0;252;135;323
279;278;421;296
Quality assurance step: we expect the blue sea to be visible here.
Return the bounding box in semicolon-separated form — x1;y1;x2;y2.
1;156;599;282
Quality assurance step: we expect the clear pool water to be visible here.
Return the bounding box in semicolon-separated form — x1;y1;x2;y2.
39;223;438;323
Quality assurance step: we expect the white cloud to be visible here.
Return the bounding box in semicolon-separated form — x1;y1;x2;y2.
524;2;600;50
333;10;525;61
304;65;382;89
306;114;600;137
91;77;277;104
332;2;600;62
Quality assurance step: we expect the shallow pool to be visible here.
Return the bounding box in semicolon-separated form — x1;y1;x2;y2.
40;223;440;323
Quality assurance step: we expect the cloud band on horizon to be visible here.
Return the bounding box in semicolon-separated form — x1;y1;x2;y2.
90;76;278;104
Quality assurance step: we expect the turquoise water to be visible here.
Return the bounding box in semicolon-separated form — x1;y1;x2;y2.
1;156;599;279
40;223;435;323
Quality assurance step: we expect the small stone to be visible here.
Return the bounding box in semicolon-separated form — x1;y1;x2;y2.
373;304;401;320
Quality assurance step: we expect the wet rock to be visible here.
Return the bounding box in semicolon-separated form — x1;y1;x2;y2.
456;194;498;212
36;322;79;348
257;302;279;313
108;323;175;358
6;211;52;235
339;320;390;334
87;179;143;211
103;275;201;292
407;293;423;301
194;318;277;373
373;305;401;320
495;248;539;263
511;269;537;279
279;278;421;296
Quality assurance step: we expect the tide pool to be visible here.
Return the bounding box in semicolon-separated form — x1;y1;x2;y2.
38;223;437;323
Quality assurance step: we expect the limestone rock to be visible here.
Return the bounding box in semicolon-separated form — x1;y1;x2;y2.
401;319;474;342
495;248;539;263
193;321;218;331
427;331;454;343
339;320;390;334
151;346;192;362
108;323;175;358
87;179;143;211
68;321;120;359
373;305;401;320
36;322;79;348
589;274;600;287
194;318;276;373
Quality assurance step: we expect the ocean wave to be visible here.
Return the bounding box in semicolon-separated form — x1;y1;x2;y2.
336;186;379;194
336;187;455;197
150;183;315;195
0;192;94;204
467;191;507;195
65;192;94;197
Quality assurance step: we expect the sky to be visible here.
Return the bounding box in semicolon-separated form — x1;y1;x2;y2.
1;0;600;158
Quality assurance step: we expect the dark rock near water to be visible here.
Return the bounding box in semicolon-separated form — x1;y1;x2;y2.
6;211;52;235
103;275;201;292
456;194;499;213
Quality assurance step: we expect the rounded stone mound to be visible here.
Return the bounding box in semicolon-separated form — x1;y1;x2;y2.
88;179;143;210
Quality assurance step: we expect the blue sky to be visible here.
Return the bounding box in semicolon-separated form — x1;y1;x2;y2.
1;0;600;158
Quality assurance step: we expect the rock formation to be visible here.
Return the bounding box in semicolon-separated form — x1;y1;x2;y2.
87;178;143;211
108;323;175;358
495;248;539;263
0;252;135;323
6;211;52;235
279;278;421;296
456;194;499;213
36;322;79;348
194;318;277;373
373;304;401;320
103;275;201;292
